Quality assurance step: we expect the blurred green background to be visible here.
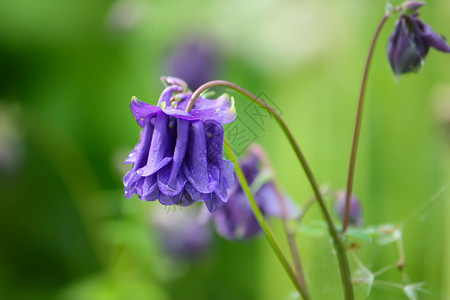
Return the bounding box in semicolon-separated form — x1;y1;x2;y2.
1;0;449;299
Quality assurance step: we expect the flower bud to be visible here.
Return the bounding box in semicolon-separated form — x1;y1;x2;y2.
387;14;450;76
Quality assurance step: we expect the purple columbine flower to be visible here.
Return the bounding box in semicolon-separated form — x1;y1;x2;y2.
211;144;298;240
333;191;363;227
123;77;236;212
387;5;450;76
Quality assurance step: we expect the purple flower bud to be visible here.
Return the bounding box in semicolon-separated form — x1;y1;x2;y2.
123;78;236;212
333;191;363;227
401;1;426;14
210;145;298;240
387;14;450;76
163;35;219;91
152;206;212;261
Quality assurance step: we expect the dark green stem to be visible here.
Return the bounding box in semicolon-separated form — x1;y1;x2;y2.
343;14;389;233
187;81;354;299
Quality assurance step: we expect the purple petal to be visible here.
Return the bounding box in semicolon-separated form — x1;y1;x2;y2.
179;192;195;207
137;113;173;176
162;93;236;124
412;17;450;53
158;118;189;196
201;122;233;204
387;17;425;75
205;122;224;165
163;105;199;121
205;121;234;192
137;176;158;197
184;182;211;202
221;160;235;190
130;97;161;128
139;187;159;202
157;85;184;106
205;193;226;213
188;94;236;124
123;117;153;165
158;192;183;205
183;121;219;193
124;180;136;199
123;117;154;192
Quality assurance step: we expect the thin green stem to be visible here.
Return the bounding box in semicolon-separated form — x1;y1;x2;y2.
343;14;389;233
250;144;309;298
188;81;354;299
224;141;308;299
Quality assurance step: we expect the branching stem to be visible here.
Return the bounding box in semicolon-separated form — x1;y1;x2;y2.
188;81;354;300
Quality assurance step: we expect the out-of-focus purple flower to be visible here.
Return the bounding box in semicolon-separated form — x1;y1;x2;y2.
163;35;219;90
387;8;450;76
152;206;212;261
123;77;236;212
333;191;363;227
211;144;298;240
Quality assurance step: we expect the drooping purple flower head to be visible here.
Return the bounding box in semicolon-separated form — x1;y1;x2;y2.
333;191;363;227
211;144;298;240
123;77;236;212
387;7;450;76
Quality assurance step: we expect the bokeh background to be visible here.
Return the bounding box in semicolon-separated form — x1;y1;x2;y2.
1;0;449;299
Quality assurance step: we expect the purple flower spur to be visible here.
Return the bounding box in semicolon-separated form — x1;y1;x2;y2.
123;77;236;212
387;3;450;76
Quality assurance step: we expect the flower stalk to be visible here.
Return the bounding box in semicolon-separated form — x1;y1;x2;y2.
188;81;354;300
342;14;389;233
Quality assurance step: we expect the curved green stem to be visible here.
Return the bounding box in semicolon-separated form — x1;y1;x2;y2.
343;14;389;233
189;81;354;299
224;141;308;299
